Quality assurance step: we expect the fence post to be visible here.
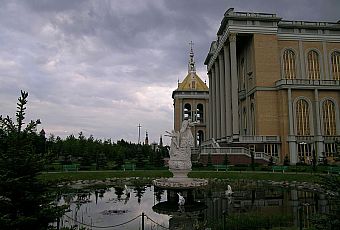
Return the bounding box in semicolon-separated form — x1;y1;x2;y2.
141;212;145;230
56;217;60;230
223;211;226;230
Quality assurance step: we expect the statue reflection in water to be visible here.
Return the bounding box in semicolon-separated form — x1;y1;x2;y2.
153;120;209;229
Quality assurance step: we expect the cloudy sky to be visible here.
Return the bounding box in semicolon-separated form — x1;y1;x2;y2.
0;0;339;144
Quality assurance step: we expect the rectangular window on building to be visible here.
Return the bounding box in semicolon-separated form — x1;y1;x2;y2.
264;144;278;157
324;143;336;157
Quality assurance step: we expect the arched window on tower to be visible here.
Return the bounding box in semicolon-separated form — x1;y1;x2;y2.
282;49;296;79
296;99;310;136
197;130;204;146
196;104;204;123
307;50;320;80
322;100;336;136
331;51;340;80
184;103;191;120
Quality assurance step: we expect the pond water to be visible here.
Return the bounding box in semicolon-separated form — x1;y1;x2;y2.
57;181;332;230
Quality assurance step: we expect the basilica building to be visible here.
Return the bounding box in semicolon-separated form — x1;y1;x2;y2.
203;8;340;164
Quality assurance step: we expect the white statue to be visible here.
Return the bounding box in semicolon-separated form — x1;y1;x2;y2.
179;120;195;148
225;185;233;196
124;185;130;195
166;130;179;159
166;120;196;173
177;192;185;206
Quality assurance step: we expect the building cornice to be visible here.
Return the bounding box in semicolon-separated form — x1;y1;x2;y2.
242;81;340;97
173;94;209;100
277;33;340;42
279;20;340;30
206;9;340;71
172;90;209;99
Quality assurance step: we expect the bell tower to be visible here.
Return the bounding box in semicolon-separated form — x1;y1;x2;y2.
172;42;209;147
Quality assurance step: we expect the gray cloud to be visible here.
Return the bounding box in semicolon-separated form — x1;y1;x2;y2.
0;0;339;144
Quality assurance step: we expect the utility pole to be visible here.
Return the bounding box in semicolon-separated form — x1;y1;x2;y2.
137;124;142;144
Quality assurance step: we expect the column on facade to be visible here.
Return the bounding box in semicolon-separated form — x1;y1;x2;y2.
211;66;217;139
288;88;297;164
208;72;212;140
174;97;177;130
229;34;240;138
179;100;183;129
224;44;232;138
314;89;324;159
219;52;226;139
288;89;294;136
214;60;221;139
205;98;209;141
298;40;306;79
314;89;321;135
322;42;329;79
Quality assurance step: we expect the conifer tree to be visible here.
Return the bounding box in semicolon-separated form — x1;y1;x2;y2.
0;91;66;230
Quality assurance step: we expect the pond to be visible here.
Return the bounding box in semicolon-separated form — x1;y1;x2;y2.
57;180;332;230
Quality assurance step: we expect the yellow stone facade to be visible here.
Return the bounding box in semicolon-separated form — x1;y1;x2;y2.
204;8;340;164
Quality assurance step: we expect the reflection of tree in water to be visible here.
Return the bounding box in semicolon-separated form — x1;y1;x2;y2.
114;187;124;200
63;193;76;204
154;186;164;203
133;186;146;204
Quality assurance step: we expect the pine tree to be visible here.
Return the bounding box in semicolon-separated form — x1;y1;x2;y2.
0;91;66;229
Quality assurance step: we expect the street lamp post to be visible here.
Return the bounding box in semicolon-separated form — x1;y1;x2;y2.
298;141;307;163
297;141;307;173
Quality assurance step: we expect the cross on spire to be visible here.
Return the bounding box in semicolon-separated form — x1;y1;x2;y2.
188;41;196;73
189;41;194;53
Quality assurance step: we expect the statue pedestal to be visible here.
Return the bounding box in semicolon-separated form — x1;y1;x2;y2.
169;169;191;181
153;177;208;190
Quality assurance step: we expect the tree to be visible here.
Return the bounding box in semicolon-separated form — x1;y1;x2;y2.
223;153;230;166
154;147;165;167
250;149;255;171
0;91;66;229
268;156;274;166
283;155;290;166
136;145;144;169
207;152;212;167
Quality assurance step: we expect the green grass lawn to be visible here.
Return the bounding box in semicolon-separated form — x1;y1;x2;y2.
189;171;321;183
38;170;172;183
38;170;323;184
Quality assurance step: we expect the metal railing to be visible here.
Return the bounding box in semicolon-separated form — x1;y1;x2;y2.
239;135;280;143
279;20;340;27
230;11;277;18
323;135;340;141
275;79;340;87
200;147;274;162
296;136;315;142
